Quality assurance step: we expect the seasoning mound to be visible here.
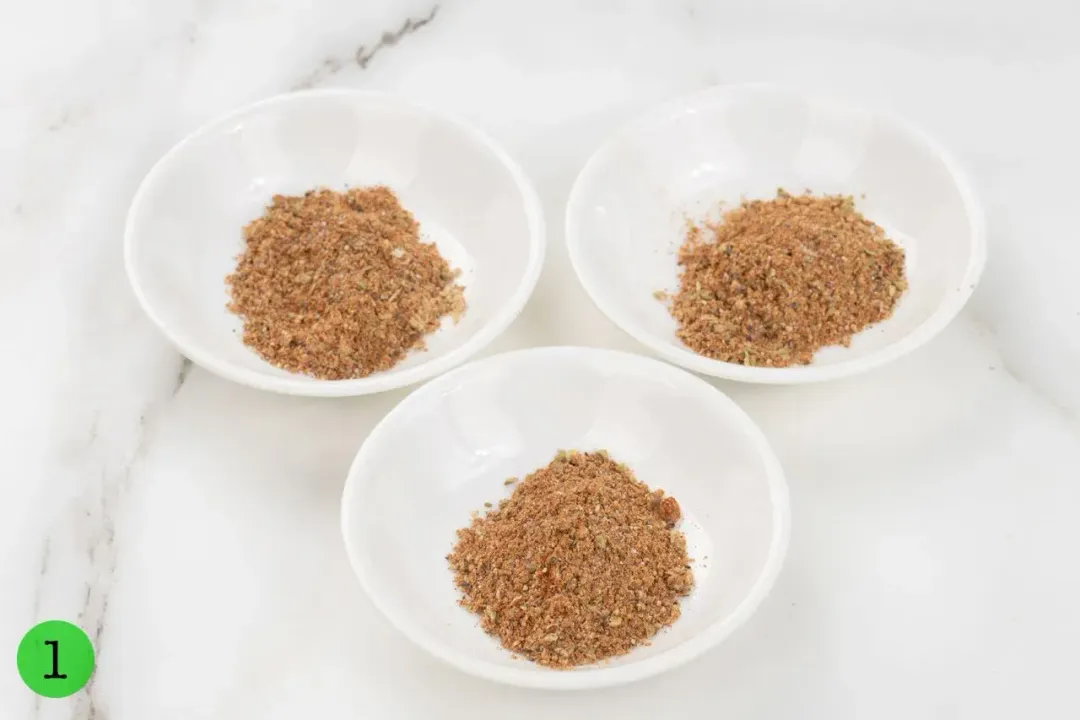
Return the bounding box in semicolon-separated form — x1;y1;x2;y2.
448;450;693;669
227;186;465;380
668;189;907;367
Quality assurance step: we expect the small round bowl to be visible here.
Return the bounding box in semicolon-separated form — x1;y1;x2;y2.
341;347;789;690
566;84;986;384
125;90;544;396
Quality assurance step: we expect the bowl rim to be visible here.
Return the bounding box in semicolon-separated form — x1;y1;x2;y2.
340;346;791;690
565;82;987;384
124;88;546;397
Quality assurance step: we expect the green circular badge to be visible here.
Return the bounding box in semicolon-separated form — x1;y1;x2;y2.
16;621;95;698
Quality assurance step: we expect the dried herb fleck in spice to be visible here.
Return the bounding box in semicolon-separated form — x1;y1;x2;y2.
448;450;693;669
227;186;465;380
665;189;907;367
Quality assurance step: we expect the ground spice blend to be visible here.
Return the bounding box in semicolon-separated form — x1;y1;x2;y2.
448;450;694;669
668;189;907;367
226;186;465;380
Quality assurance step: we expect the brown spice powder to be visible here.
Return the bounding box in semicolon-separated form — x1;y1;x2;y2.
448;450;693;669
226;186;465;380
668;189;907;367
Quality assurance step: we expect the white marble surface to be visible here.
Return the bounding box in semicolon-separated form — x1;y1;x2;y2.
2;0;1079;718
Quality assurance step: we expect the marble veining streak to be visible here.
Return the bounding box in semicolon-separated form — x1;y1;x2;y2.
11;7;449;713
27;348;191;720
292;5;440;90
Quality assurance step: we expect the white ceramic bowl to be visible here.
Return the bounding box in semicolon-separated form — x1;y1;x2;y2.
566;84;986;384
125;90;544;396
341;347;789;689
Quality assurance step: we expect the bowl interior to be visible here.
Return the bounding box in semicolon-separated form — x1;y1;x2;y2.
567;85;980;380
126;92;539;392
342;348;788;688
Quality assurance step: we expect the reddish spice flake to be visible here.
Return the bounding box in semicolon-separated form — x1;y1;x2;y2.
658;496;681;526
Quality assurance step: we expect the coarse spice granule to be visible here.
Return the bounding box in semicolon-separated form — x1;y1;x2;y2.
447;450;693;669
226;186;465;380
667;189;907;367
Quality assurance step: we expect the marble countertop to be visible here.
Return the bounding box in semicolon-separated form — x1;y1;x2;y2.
3;0;1079;718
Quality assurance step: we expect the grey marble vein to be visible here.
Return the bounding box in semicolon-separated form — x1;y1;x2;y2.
31;538;51;618
291;4;439;90
355;5;439;69
173;357;193;396
57;359;187;719
292;58;345;91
